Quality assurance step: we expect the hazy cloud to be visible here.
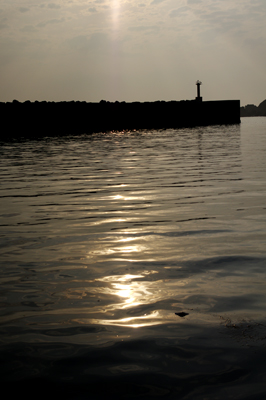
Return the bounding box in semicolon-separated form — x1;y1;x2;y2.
67;32;112;54
19;7;30;13
187;0;202;4
0;21;8;30
151;0;167;5
67;35;90;51
47;3;61;9
128;25;160;32
21;25;37;33
37;18;64;28
170;7;189;18
0;0;266;104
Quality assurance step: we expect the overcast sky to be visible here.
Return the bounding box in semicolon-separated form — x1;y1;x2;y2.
1;0;265;105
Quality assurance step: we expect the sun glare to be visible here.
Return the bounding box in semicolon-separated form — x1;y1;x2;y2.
111;0;120;27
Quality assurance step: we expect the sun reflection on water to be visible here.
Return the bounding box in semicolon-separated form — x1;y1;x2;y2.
98;273;153;309
86;271;187;328
92;312;161;328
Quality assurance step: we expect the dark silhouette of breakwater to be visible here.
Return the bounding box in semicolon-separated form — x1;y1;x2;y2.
0;99;240;138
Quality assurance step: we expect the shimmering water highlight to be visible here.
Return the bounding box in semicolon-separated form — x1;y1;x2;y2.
1;118;266;399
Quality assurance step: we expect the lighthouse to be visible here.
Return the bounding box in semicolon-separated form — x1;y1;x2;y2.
196;80;202;102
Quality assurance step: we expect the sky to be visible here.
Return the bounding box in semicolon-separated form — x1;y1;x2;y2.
0;0;266;106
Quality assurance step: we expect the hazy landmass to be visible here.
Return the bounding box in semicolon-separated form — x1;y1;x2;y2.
241;99;266;117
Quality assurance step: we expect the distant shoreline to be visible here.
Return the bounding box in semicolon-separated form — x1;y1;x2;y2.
241;98;266;117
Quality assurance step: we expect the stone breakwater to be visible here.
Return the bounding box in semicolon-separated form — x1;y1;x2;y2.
1;99;240;138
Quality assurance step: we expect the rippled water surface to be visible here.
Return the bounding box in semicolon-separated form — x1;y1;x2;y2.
1;117;266;399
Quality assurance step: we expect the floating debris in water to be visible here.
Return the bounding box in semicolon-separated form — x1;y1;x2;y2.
175;312;189;318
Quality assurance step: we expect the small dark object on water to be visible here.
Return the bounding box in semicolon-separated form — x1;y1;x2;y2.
175;312;189;317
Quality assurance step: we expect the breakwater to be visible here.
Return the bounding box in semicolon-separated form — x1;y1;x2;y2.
1;99;240;138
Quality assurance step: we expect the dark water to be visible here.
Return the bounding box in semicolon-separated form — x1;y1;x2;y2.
1;117;266;399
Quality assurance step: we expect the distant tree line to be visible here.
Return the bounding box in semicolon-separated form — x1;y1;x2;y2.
241;99;266;117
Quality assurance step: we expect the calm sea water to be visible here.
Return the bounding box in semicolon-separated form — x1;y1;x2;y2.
1;117;266;399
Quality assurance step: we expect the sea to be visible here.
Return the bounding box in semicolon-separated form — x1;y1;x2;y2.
0;117;266;399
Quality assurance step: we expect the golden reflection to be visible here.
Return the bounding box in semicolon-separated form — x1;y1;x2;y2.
84;228;187;328
98;273;147;308
90;218;126;226
116;245;142;253
109;194;147;201
89;244;145;256
117;237;135;242
86;272;187;328
92;311;161;328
